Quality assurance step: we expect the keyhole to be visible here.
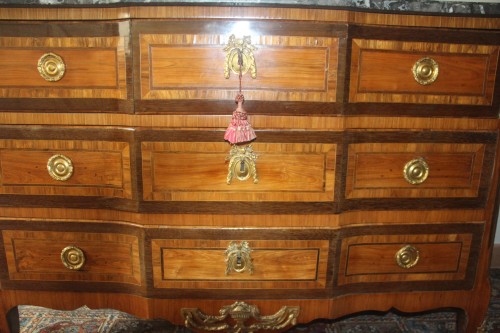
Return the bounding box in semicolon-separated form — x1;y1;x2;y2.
234;159;250;181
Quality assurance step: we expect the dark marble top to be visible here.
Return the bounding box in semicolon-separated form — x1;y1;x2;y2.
0;0;499;16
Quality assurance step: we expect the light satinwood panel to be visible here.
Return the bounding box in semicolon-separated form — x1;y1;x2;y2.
139;34;338;102
343;117;498;131
151;239;329;289
0;139;132;198
2;230;141;285
141;142;336;202
349;39;499;105
0;113;498;131
0;208;487;228
337;233;473;285
0;36;127;99
347;242;462;274
345;143;485;199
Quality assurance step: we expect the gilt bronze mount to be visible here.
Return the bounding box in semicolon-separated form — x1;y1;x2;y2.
181;301;300;333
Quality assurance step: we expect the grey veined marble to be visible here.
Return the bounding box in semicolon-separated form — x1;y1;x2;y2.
0;0;499;15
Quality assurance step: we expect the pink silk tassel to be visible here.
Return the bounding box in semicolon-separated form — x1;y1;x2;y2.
224;93;257;145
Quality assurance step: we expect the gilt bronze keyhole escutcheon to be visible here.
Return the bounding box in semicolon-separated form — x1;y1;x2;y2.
225;241;253;275
223;35;257;79
226;145;258;184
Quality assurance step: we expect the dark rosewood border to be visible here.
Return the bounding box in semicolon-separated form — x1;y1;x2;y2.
0;128;495;214
0;221;339;298
0;99;133;114
0;22;124;37
131;20;347;116
343;25;500;118
135;100;342;116
0;21;133;113
0;220;147;295
332;223;483;296
133;129;342;214
0;126;141;211
0;222;480;298
338;131;498;211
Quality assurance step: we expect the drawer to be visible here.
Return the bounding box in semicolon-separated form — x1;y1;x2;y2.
2;230;141;285
151;239;329;289
345;142;487;199
0;22;130;112
349;39;499;105
142;141;336;202
0;139;132;199
337;232;474;285
135;22;338;108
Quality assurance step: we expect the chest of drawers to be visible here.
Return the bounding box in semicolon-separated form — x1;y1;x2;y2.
0;4;498;333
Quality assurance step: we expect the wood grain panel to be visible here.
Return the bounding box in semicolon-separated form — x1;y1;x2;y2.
139;34;338;103
0;289;490;332
345;143;485;199
0;7;495;333
151;239;329;289
0;209;486;229
337;233;473;285
142;141;336;202
1;7;499;30
0;36;127;100
349;39;499;105
2;230;141;285
0;139;132;198
347;242;462;274
130;6;500;29
0;113;497;131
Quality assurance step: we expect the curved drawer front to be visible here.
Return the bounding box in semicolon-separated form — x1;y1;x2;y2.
0;37;126;96
142;141;336;202
349;39;499;105
0;22;130;112
337;232;474;286
152;239;329;289
345;142;487;199
136;27;338;104
0;139;132;198
2;230;141;285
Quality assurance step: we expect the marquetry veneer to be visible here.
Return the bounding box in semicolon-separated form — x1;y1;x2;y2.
349;39;499;105
0;4;498;333
2;230;141;285
0;21;131;112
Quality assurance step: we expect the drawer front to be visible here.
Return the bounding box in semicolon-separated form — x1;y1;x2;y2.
0;139;132;199
2;230;141;285
337;232;474;286
136;26;338;104
0;39;126;95
152;239;329;289
349;39;499;105
0;22;130;112
142;141;336;202
345;142;487;199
